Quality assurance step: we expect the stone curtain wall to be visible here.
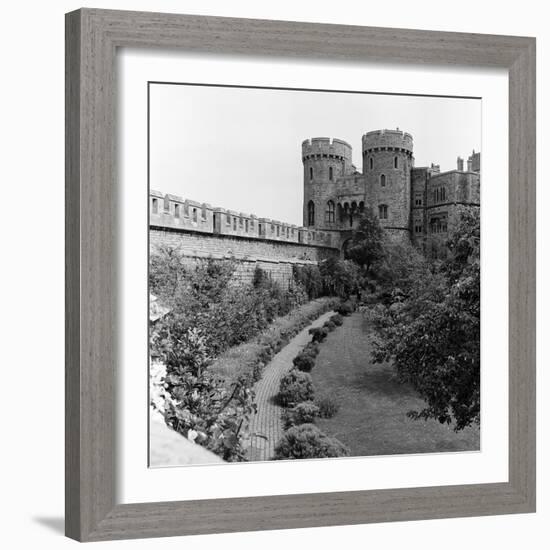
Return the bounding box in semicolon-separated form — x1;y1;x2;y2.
150;226;339;286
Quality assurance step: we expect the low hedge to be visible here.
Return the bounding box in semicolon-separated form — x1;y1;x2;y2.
292;352;316;373
274;423;350;459
309;326;329;343
335;301;355;316
282;401;320;429
330;313;344;326
278;369;315;406
209;297;338;385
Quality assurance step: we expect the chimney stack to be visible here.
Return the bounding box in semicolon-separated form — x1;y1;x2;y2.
467;158;473;172
457;156;464;171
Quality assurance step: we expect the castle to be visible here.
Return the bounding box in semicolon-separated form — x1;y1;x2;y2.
149;129;480;283
301;129;480;257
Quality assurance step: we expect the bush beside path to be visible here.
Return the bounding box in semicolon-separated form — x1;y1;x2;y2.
247;310;335;461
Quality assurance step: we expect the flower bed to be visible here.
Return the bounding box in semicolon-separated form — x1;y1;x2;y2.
208;297;338;385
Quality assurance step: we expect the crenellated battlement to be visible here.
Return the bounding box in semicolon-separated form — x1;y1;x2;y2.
301;137;352;162
362;129;414;155
149;190;339;249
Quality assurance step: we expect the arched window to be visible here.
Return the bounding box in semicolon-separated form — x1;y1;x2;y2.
174;204;180;218
359;201;365;213
152;198;158;214
329;166;333;181
309;167;313;180
369;157;373;170
378;204;388;219
394;156;398;169
325;200;335;223
380;174;386;187
307;200;315;226
192;208;198;222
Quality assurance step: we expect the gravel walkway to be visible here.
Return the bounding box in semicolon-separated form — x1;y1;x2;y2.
247;310;335;461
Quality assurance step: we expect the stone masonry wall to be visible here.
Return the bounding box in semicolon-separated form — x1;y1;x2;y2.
150;227;338;286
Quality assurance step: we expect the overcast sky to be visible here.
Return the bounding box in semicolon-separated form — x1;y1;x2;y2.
150;83;481;226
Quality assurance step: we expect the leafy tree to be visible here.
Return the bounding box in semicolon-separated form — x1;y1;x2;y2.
370;208;480;431
318;257;361;299
346;208;385;272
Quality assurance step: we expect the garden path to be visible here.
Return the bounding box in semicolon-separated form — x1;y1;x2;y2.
247;310;335;461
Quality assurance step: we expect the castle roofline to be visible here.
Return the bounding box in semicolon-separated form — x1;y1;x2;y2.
151;190;301;230
362;128;413;140
301;137;352;149
429;169;480;179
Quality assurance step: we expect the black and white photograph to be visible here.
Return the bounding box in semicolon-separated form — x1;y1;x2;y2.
148;82;481;467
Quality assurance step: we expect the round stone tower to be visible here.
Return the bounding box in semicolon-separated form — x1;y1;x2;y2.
302;137;353;228
362;129;413;237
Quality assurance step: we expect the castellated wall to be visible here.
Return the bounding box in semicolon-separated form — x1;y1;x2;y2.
150;191;340;286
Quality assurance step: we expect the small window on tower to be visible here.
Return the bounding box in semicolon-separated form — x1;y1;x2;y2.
394;156;398;169
380;174;386;187
309;167;313;180
307;200;315;226
370;157;373;170
329;166;333;181
378;204;388;219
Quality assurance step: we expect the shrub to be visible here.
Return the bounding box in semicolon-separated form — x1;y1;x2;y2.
309;326;329;343
162;328;256;462
324;320;337;332
302;342;320;357
335;301;354;316
278;369;315;406
330;314;344;326
316;395;340;418
292;352;316;372
282;401;320;428
274;424;350;459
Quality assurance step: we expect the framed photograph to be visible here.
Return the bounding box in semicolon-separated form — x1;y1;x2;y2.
65;8;536;542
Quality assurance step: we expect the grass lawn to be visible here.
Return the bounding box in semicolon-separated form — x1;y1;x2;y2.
312;312;480;456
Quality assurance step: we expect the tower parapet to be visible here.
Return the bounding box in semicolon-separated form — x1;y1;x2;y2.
362;129;413;155
302;137;352;162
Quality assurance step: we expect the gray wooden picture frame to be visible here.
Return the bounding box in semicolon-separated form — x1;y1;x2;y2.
65;8;536;542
